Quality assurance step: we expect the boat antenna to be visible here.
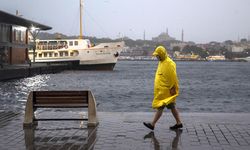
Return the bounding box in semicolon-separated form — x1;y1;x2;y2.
79;0;83;39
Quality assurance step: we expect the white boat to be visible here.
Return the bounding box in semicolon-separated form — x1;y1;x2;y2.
239;56;250;62
206;55;225;61
29;0;124;70
29;39;124;70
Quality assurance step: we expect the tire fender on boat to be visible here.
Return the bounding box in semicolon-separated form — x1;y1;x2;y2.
114;52;119;57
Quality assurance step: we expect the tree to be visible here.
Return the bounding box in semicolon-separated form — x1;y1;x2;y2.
172;46;181;52
182;45;209;58
224;40;233;45
240;38;247;43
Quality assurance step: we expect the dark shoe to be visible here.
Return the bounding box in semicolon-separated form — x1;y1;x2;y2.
170;123;183;130
143;122;154;130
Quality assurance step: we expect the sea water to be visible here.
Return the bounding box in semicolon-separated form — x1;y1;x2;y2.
0;61;250;112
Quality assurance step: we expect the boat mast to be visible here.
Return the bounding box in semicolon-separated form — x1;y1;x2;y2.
79;0;83;39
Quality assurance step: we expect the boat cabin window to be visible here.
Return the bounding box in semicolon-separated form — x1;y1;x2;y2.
36;41;68;50
55;53;58;57
37;41;48;50
60;52;63;57
49;53;52;57
74;41;78;46
58;41;68;49
69;41;73;46
48;41;57;50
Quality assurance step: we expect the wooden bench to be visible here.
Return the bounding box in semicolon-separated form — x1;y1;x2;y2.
23;90;98;127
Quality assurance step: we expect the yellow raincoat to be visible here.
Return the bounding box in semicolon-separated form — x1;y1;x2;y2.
152;46;179;109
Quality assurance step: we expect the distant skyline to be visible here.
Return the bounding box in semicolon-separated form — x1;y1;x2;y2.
1;0;250;43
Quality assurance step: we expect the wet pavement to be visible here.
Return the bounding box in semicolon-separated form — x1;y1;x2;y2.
0;111;250;150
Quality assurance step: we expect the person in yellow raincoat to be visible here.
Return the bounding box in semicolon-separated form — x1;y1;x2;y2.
143;46;183;130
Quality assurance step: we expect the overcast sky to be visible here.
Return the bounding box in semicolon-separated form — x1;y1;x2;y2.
1;0;250;43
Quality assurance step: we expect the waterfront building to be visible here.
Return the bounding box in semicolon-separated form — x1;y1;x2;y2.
230;45;250;53
0;10;51;67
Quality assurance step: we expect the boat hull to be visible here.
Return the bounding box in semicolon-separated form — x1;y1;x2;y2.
34;60;116;70
74;62;116;70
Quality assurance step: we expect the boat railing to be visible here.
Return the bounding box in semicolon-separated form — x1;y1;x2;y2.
36;44;69;50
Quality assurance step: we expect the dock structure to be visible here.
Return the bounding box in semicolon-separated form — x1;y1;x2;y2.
0;63;69;81
0;10;51;68
0;111;249;150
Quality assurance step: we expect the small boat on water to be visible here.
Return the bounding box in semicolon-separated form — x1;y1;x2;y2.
234;56;250;62
238;56;250;62
206;55;226;61
29;0;124;70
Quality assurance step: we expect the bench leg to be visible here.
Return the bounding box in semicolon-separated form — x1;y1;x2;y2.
87;127;97;149
88;91;99;127
23;92;35;128
24;126;35;150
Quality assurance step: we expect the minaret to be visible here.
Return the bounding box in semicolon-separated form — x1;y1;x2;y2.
143;30;146;40
181;29;184;42
166;28;168;35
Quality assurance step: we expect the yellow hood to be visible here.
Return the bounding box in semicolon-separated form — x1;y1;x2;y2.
152;46;168;61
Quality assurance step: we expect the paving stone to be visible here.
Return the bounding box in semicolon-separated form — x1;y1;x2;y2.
1;111;250;150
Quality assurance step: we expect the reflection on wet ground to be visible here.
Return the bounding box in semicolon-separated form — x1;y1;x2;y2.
24;125;97;150
143;130;182;150
25;110;96;150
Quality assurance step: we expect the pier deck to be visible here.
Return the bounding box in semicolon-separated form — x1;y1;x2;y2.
0;111;249;150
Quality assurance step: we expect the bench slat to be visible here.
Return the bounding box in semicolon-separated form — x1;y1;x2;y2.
33;90;88;106
35;94;87;97
36;96;87;100
35;96;87;98
34;103;88;108
34;91;88;96
34;118;88;121
35;101;87;104
35;98;88;103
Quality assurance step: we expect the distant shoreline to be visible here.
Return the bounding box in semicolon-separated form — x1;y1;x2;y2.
118;58;247;62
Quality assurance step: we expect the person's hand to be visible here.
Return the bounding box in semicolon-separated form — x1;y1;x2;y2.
170;86;176;96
